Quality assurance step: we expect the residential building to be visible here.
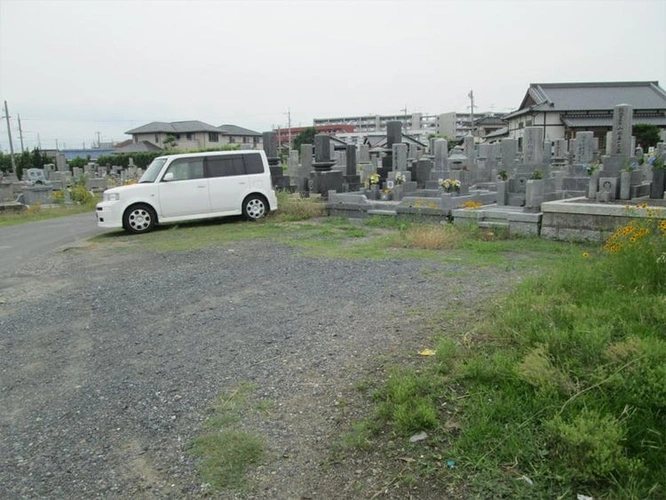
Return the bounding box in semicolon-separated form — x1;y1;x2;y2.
273;124;356;148
125;121;262;151
313;111;505;145
501;81;666;150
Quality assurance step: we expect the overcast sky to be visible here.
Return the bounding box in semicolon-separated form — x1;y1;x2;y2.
1;0;665;151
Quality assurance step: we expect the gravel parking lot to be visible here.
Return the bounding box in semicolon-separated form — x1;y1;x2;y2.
0;229;518;499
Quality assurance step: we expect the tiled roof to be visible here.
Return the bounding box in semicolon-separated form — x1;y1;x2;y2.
504;81;666;119
217;124;261;136
114;141;164;153
126;120;222;134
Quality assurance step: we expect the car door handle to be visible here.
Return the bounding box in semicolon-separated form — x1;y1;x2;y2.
197;185;206;188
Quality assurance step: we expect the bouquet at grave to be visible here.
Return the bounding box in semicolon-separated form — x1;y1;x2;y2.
440;178;461;193
368;173;380;186
585;163;601;176
649;154;664;170
394;172;406;185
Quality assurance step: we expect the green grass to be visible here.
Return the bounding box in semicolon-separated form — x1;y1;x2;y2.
0;201;97;227
190;382;268;492
347;221;666;499
191;429;264;490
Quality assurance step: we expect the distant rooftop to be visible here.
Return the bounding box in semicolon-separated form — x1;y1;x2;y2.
504;81;666;119
126;121;261;136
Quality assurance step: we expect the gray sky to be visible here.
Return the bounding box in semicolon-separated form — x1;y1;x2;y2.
1;0;665;151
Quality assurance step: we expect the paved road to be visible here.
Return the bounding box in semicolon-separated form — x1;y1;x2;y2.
0;212;113;271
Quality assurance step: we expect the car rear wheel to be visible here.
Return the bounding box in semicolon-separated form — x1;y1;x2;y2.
243;195;267;220
123;204;156;234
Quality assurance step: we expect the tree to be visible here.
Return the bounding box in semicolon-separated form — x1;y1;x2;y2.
633;123;660;150
163;134;177;149
292;127;317;152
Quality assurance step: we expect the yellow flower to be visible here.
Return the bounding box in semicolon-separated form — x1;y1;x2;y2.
582;252;590;258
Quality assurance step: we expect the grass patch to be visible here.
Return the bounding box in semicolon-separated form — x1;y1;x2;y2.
346;217;666;499
191;429;264;490
272;190;327;221
190;382;268;492
0;201;97;227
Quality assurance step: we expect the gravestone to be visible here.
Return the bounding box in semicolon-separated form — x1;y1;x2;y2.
603;104;633;177
264;131;288;189
611;104;633;157
553;138;568;160
55;153;67;172
433;139;448;171
575;131;595;164
43;164;54;180
464;135;476;166
543;140;552;165
501;139;517;168
299;144;313;196
344;144;361;191
392;143;408;171
359;144;370;163
311;134;342;197
477;144;489;160
386;121;402;148
523;127;544;165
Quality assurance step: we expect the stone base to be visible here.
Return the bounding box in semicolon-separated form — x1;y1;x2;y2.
311;170;343;198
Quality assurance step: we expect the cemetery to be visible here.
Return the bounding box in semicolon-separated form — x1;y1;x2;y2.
1;101;665;242
0;151;143;210
259;102;665;242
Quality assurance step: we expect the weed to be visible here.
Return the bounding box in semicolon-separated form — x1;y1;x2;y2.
191;429;264;490
191;382;267;492
398;223;464;250
273;191;326;221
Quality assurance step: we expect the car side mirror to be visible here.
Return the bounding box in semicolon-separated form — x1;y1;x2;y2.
163;172;174;182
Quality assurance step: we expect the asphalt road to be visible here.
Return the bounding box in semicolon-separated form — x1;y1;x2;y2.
0;212;112;271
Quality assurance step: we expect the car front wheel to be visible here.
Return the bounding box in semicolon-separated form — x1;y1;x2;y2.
243;195;267;220
123;204;156;234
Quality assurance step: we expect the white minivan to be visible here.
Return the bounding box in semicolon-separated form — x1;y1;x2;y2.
96;150;278;233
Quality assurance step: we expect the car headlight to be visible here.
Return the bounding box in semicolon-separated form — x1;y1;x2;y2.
104;192;120;202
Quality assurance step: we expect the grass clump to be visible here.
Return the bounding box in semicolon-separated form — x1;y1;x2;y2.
191;429;264;490
350;212;666;498
400;223;464;250
190;383;267;492
273;190;326;221
373;369;441;435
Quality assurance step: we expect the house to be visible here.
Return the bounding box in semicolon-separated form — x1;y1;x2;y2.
501;81;666;151
125;121;262;151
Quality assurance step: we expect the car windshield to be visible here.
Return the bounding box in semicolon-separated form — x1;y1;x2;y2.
139;158;168;183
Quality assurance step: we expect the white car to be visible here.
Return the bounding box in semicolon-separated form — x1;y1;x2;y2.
96;150;278;234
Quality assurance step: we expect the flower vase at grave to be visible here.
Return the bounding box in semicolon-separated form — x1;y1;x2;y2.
368;184;380;200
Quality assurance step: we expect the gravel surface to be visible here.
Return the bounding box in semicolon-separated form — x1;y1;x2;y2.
0;229;524;499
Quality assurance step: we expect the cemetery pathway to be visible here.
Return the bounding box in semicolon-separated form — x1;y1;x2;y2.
0;231;526;499
0;212;110;272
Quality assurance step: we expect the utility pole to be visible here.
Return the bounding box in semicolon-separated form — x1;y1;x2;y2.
3;101;17;176
37;133;42;149
17;115;25;152
55;138;59;150
468;90;475;137
287;109;292;150
96;131;101;148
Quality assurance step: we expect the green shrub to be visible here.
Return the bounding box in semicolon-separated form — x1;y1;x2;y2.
544;409;644;482
69;183;95;205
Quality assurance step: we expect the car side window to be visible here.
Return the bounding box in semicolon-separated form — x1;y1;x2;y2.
206;155;246;177
244;153;264;174
165;158;204;181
